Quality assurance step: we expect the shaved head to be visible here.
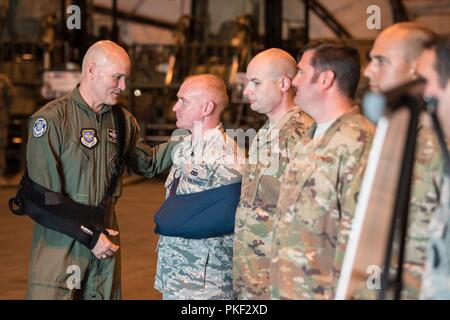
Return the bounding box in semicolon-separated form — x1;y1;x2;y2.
183;74;229;112
173;74;228;131
377;22;436;62
79;40;131;109
82;40;130;76
244;48;298;118
249;48;298;80
364;22;436;92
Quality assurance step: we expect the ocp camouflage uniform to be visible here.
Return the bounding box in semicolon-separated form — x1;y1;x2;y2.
155;123;243;300
352;127;442;300
421;164;450;299
233;107;314;300
271;107;375;300
401;128;442;299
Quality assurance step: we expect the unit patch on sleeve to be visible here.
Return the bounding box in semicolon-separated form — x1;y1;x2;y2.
32;118;47;138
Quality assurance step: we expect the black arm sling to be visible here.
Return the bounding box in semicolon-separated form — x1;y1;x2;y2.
8;105;127;249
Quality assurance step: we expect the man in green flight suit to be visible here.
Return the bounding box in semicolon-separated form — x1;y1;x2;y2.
25;40;175;300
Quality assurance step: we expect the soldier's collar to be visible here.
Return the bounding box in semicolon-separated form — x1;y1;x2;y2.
71;86;111;116
314;105;361;148
185;123;224;144
267;106;301;131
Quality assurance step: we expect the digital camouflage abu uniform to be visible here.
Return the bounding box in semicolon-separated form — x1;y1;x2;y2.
233;107;314;299
155;123;243;300
271;107;375;300
26;87;175;300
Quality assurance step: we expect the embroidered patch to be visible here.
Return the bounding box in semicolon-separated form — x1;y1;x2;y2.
32;118;47;138
107;128;117;143
80;129;98;149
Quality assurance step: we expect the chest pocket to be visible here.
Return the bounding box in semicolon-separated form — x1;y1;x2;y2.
107;141;119;176
65;137;91;169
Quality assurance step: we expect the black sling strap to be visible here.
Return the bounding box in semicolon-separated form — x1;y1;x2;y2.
8;105;128;249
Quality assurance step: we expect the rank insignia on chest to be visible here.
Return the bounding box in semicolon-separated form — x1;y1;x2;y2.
80;129;98;149
107;128;117;143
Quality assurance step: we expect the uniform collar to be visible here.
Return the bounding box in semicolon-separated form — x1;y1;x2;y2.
313;105;361;149
71;86;111;116
184;123;225;145
266;106;301;132
256;106;301;146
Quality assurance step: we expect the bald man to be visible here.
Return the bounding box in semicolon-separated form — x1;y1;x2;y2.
363;22;442;299
232;48;314;299
154;74;244;300
364;22;436;92
24;40;175;299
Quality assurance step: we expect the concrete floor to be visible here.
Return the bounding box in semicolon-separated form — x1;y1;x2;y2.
0;177;167;300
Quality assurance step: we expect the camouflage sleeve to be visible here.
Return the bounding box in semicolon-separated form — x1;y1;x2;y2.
285;113;315;162
332;139;372;291
26;115;64;193
402;129;442;299
421;176;450;299
286;130;302;162
126;116;177;178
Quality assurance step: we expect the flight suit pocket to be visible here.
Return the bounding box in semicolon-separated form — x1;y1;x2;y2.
108;152;119;176
66;139;91;169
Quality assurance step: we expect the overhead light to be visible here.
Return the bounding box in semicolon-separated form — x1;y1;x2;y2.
12;137;23;144
22;53;34;60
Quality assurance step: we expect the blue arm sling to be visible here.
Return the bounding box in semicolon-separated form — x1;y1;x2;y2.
154;182;242;239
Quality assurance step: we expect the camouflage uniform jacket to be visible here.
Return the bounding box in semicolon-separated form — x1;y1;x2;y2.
421;144;449;299
155;123;243;300
401;128;442;299
270;107;375;300
233;107;314;299
347;128;442;301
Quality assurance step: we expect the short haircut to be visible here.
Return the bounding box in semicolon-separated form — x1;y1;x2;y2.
424;35;450;88
300;39;361;99
185;74;229;112
389;22;437;61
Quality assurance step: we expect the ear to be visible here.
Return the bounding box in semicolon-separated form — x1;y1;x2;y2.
87;62;96;80
202;100;215;117
318;70;335;90
279;76;292;93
